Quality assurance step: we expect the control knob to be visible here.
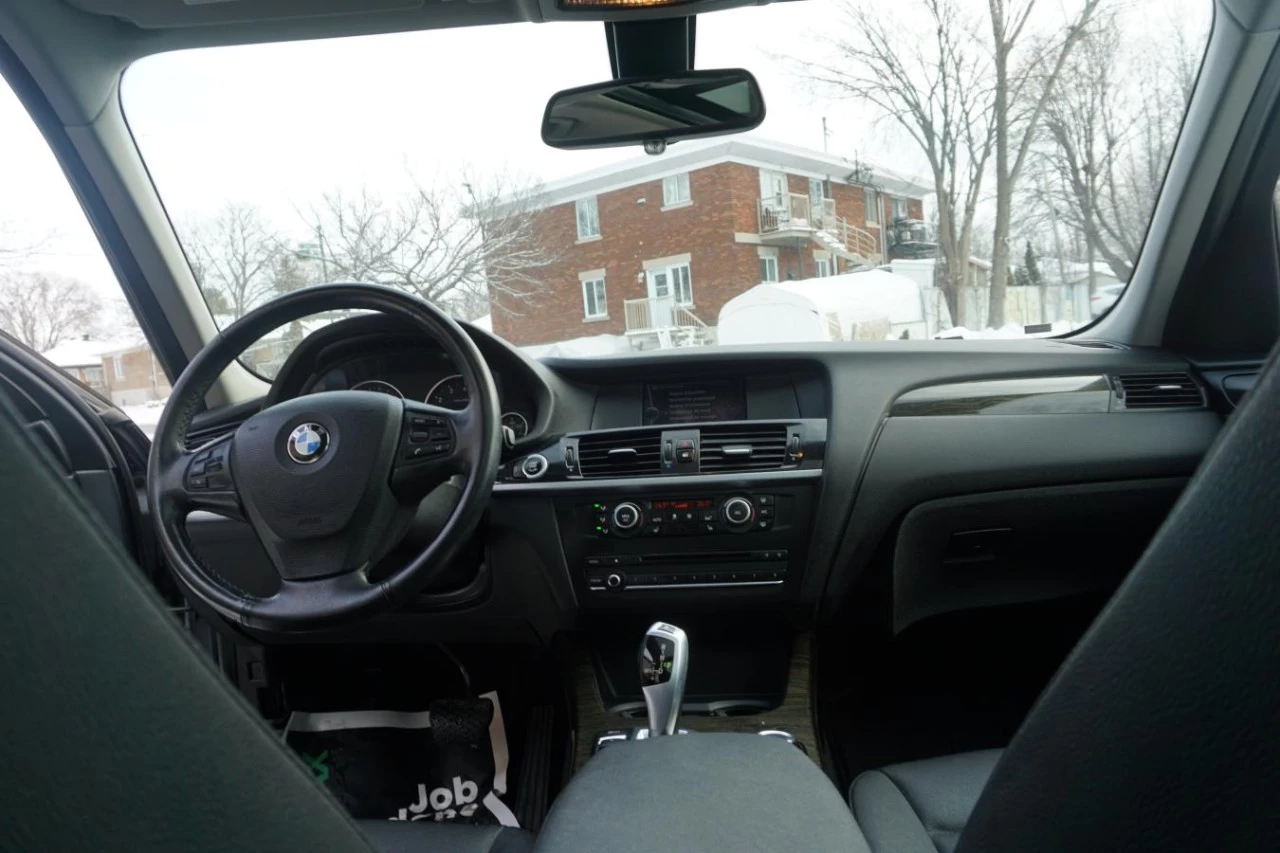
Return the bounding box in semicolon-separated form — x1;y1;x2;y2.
612;501;643;532
721;496;756;531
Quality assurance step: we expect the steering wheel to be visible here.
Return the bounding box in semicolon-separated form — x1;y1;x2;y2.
148;284;502;632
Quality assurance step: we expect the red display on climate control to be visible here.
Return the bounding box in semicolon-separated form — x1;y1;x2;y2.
650;498;715;511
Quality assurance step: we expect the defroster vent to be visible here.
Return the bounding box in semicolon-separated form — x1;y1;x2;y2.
577;429;663;478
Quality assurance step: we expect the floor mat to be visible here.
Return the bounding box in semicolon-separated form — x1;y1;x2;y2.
286;691;519;827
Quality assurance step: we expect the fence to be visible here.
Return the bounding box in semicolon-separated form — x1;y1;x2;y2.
919;282;1094;337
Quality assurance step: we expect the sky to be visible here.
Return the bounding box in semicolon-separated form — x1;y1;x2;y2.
0;0;1213;309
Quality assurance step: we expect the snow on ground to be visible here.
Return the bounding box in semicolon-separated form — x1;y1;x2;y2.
120;398;166;438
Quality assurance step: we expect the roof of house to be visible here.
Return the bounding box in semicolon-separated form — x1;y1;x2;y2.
514;135;933;212
41;337;135;369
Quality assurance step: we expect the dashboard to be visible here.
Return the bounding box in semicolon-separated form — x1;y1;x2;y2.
184;313;1230;647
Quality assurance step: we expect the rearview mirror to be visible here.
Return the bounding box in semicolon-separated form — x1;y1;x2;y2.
542;69;765;151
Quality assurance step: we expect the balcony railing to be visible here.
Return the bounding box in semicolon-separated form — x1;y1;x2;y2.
623;296;708;334
834;218;883;260
758;193;838;233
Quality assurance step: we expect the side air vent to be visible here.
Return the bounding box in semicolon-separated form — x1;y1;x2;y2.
1113;373;1205;409
577;429;662;478
699;424;789;472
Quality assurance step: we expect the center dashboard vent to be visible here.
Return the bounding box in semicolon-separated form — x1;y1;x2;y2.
577;429;662;478
699;424;789;472
1113;373;1205;409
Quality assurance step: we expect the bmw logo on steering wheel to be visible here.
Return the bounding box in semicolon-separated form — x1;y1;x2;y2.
286;422;329;464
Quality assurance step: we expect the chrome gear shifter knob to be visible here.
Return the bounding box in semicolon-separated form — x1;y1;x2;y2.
639;621;689;736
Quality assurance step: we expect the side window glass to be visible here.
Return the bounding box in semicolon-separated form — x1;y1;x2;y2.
0;74;165;434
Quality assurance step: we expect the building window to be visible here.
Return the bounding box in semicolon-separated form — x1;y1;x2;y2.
892;196;909;221
662;173;691;207
760;255;779;282
576;196;600;240
84;366;104;387
112;355;125;380
864;187;880;225
816;258;831;278
582;277;607;319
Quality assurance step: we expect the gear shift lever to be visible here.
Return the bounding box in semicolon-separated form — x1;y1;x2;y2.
639;622;689;736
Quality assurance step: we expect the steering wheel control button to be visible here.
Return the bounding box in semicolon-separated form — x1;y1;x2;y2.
286;422;329;465
521;454;548;480
186;443;232;492
399;414;454;464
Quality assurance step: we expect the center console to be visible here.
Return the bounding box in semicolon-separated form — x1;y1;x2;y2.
499;368;828;614
578;492;795;592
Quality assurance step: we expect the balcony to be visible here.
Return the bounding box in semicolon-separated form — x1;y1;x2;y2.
622;296;714;350
757;192;885;266
757;193;838;237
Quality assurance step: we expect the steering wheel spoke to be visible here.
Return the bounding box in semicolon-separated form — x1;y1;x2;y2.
390;400;475;501
160;435;245;522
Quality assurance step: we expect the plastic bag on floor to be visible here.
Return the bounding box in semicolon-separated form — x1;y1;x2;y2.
286;690;518;827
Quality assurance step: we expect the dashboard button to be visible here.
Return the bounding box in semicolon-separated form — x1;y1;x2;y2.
521;454;548;480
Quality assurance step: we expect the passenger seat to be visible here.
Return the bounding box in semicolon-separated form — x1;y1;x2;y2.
849;750;1001;853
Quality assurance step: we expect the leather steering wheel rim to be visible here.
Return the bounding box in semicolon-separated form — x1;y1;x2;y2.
147;284;502;632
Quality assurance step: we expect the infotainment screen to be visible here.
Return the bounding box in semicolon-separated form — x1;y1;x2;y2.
642;379;746;425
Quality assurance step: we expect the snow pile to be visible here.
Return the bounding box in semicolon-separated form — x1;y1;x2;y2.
717;285;830;345
522;333;632;358
719;269;929;345
778;269;925;329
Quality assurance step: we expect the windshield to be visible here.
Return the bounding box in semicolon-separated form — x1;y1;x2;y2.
122;0;1211;369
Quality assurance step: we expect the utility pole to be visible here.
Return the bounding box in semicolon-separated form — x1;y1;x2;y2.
822;117;830;153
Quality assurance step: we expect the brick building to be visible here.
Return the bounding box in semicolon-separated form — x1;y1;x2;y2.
488;137;930;348
101;343;171;407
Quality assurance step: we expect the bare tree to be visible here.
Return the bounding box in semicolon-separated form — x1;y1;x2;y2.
1033;11;1203;285
0;219;50;269
806;0;995;326
180;202;282;320
0;272;101;351
301;172;558;320
986;0;1103;327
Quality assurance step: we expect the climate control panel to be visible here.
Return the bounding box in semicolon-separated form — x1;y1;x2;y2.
589;495;776;538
